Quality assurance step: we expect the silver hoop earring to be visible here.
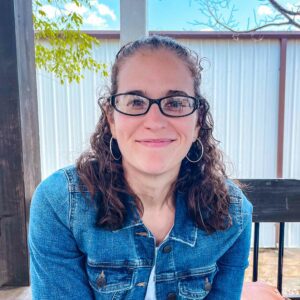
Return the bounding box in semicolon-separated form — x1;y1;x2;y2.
186;138;203;163
109;137;121;160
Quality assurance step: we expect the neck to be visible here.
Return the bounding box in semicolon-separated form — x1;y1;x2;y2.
123;162;180;212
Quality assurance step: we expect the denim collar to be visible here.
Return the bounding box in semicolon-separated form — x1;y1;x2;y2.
168;191;198;247
119;191;198;247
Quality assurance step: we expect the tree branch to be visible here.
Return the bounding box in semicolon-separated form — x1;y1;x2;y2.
269;0;300;29
194;0;300;33
269;0;300;16
205;1;291;33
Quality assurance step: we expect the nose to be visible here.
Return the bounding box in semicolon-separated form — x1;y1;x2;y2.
143;103;167;129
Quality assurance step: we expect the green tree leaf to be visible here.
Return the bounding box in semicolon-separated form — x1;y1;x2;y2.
33;0;107;84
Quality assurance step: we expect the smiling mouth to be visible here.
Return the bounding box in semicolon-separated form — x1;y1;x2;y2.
136;139;175;147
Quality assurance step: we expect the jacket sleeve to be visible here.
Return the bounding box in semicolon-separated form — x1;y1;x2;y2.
205;192;253;300
28;170;94;300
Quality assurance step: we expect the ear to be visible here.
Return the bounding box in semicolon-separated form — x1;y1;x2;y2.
107;111;116;138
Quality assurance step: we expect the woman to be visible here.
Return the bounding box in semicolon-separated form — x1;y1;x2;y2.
28;35;253;300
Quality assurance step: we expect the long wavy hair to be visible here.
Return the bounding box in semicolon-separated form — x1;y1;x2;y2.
76;35;232;233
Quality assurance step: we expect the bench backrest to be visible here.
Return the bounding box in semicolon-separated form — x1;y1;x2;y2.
240;179;300;300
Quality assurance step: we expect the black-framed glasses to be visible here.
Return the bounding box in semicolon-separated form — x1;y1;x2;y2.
110;93;200;117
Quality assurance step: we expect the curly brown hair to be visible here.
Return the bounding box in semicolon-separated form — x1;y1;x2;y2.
76;35;232;233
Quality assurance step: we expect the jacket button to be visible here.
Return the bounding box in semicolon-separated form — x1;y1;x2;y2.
204;277;212;291
97;270;106;288
167;292;177;300
162;245;172;253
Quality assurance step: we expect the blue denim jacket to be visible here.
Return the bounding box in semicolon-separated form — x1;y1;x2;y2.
28;165;253;300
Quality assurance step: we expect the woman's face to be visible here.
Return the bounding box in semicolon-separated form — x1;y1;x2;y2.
108;48;200;177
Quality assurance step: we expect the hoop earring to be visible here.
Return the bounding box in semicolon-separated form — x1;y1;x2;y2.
186;138;203;163
109;137;121;160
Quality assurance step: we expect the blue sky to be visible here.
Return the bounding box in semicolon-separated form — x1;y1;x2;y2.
40;0;300;31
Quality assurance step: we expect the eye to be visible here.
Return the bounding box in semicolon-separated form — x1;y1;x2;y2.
130;99;145;106
163;97;188;110
126;96;148;110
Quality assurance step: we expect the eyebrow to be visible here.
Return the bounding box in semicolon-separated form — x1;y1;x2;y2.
124;90;190;97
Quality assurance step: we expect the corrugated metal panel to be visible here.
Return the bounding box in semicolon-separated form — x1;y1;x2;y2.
284;40;300;179
36;39;120;178
36;37;299;247
179;39;280;180
283;40;300;247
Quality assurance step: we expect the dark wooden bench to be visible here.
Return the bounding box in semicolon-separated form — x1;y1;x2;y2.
240;179;300;300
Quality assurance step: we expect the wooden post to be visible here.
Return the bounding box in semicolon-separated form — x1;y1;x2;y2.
0;0;40;286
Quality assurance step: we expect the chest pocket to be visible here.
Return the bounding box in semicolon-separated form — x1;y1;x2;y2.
178;264;218;299
86;261;134;299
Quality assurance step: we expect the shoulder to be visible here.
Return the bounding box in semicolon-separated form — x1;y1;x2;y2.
225;179;253;233
34;164;86;195
30;165;81;227
33;165;77;200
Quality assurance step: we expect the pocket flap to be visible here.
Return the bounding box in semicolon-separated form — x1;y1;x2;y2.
178;265;218;299
86;263;134;293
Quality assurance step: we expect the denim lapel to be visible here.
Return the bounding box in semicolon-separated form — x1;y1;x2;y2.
168;191;198;247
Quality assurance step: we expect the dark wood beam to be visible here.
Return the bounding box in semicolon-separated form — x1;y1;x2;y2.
0;0;40;286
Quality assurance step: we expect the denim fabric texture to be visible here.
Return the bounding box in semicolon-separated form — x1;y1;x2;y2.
28;165;253;300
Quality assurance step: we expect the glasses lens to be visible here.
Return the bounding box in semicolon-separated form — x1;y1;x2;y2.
114;94;148;115
161;96;195;116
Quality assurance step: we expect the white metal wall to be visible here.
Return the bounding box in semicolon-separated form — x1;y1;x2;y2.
36;37;300;247
179;39;280;179
283;39;300;247
36;39;120;177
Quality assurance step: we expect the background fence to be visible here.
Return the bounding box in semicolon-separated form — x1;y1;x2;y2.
35;31;300;247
